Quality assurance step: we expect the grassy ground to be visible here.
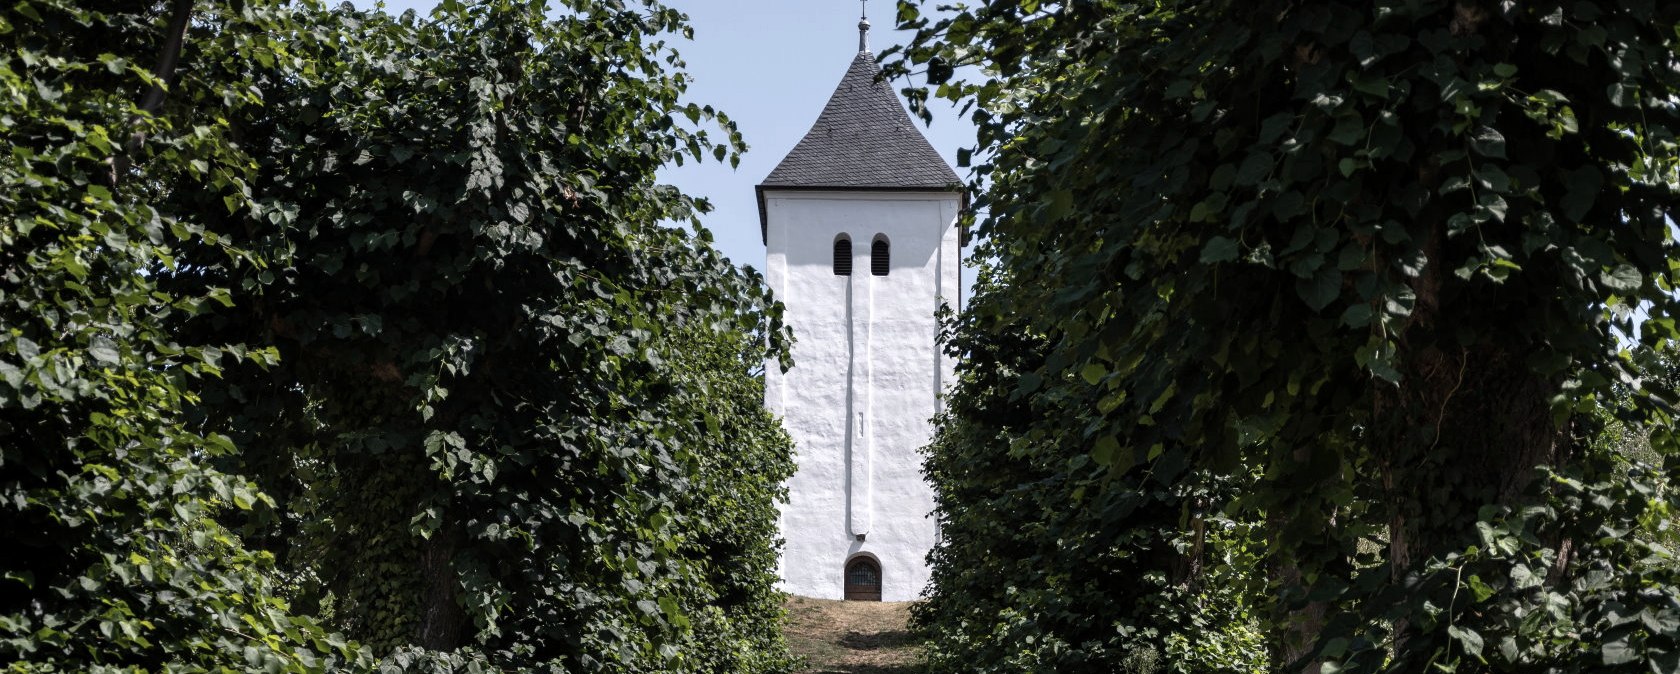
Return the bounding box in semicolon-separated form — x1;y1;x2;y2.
783;595;923;674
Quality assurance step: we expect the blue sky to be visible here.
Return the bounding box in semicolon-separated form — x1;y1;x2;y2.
348;0;977;274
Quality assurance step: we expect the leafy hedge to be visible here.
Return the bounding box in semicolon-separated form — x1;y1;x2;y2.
1;1;364;670
894;0;1680;671
5;1;796;672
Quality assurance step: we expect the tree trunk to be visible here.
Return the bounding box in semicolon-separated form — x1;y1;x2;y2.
1272;554;1326;674
1375;284;1565;650
1367;111;1568;645
416;510;470;651
109;0;193;186
1268;447;1337;674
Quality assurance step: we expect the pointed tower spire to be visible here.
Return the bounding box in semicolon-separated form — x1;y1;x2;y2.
858;0;871;53
756;0;963;243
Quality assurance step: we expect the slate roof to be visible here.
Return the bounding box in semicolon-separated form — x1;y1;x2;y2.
757;49;963;242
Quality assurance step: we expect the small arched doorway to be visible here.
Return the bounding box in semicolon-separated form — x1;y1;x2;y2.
844;556;882;601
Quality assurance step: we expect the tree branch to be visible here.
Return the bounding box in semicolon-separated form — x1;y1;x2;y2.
108;0;194;186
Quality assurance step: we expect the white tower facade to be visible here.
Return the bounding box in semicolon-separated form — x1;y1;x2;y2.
759;23;963;602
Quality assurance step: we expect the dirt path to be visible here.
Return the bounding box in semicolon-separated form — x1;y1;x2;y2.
783;596;922;674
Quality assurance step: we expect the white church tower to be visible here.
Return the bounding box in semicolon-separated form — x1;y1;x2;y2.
759;10;964;602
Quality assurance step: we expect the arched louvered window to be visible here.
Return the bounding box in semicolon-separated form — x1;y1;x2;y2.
833;236;852;276
870;236;890;276
844;557;882;601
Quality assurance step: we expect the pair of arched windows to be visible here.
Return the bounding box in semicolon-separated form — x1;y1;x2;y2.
833;235;889;277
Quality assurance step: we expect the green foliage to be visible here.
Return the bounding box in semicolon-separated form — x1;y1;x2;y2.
894;0;1680;671
911;292;1268;673
661;325;799;673
4;0;794;671
0;1;363;670
158;1;796;670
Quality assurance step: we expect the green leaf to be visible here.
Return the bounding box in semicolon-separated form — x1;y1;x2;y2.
1018;372;1043;393
1641;609;1680;635
97;53;126;74
1651;648;1680;674
1601;264;1641;293
1467;575;1494;602
1092;436;1119;466
1469;126;1506;158
1353;73;1389;98
87;337;120;365
1046;190;1074;220
1607;82;1633;106
1561;165;1604;221
1340;303;1373;328
1328;114;1365;145
1296;267;1342;311
1234;152;1272;186
1201;236;1240;263
1273;191;1307;220
1603;636;1639;665
1259;112;1293;143
1447;625;1484;658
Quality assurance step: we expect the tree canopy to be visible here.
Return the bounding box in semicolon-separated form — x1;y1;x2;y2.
893;0;1680;671
3;1;796;671
2;1;364;669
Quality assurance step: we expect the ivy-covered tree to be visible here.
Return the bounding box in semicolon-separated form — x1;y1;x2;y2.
894;0;1680;671
162;1;797;670
5;0;796;670
0;1;363;670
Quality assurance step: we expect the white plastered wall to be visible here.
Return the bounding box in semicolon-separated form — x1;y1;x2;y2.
763;189;962;602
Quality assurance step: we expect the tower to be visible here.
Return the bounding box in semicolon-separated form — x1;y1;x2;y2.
758;12;963;602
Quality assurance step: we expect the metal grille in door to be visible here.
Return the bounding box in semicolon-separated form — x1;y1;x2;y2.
844;558;882;601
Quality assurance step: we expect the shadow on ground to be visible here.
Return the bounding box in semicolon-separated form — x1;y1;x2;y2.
836;629;917;651
784;596;924;674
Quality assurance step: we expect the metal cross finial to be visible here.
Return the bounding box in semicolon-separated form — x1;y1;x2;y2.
858;0;872;52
